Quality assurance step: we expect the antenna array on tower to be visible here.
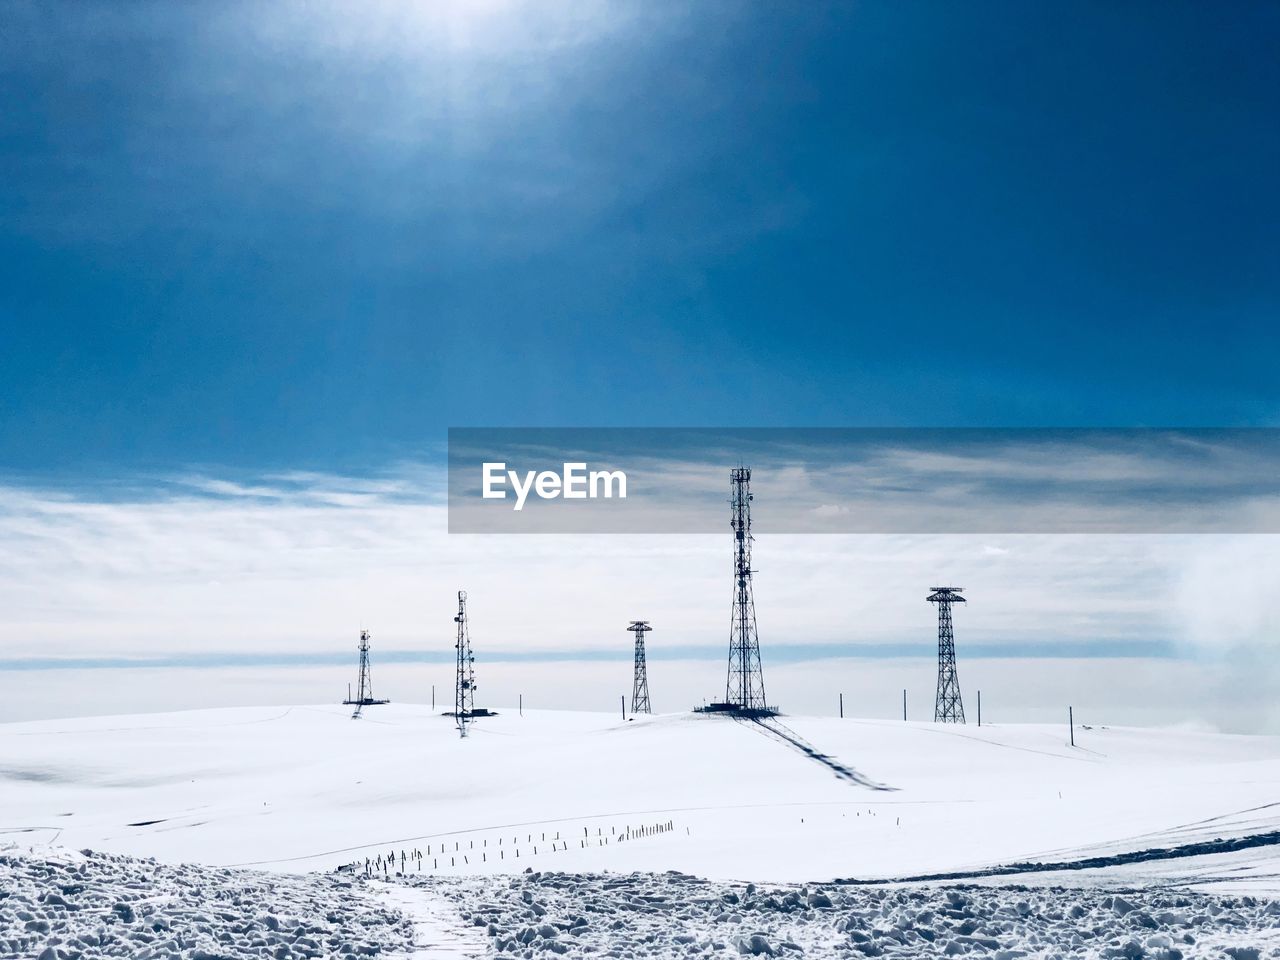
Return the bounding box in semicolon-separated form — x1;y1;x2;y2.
699;466;777;717
335;467;980;735
454;591;476;737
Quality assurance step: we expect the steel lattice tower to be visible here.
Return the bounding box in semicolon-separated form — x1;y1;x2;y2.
725;467;768;713
628;621;653;714
344;630;388;718
928;587;966;723
454;590;476;737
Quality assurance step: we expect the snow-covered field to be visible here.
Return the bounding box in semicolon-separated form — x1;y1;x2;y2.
4;704;1280;885
5;703;1280;957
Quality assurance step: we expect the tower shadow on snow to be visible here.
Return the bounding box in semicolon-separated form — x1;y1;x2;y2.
736;716;896;792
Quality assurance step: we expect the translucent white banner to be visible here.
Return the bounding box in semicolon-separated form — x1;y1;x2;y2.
447;428;1280;534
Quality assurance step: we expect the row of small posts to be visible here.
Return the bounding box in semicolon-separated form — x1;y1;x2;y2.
834;690;1080;746
342;820;679;877
833;688;980;722
425;682;1078;745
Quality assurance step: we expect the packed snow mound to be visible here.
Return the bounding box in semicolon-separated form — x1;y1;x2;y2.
403;870;1280;959
4;704;1280;884
0;849;412;960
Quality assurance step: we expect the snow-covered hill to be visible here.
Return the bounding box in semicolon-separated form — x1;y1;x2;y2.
4;704;1280;889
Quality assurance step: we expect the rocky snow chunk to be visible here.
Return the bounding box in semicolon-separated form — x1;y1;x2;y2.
0;849;413;959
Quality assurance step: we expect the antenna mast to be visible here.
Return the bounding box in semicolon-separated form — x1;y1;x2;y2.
454;591;476;737
628;621;653;714
928;587;966;723
343;629;388;718
726;466;769;713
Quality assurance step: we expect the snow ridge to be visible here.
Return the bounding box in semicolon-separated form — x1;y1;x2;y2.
399;869;1280;959
0;849;413;959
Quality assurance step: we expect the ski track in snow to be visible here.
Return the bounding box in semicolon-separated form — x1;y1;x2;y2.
370;882;487;959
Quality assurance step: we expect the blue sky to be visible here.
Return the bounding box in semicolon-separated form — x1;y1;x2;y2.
2;1;1278;475
2;2;1279;727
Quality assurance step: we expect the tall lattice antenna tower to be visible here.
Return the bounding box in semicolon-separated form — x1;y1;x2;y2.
454;590;476;737
928;587;966;723
725;466;769;713
628;621;653;714
343;629;388;718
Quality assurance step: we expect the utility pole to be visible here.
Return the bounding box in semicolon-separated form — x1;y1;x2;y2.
903;688;907;721
928;587;966;723
978;690;982;727
1069;706;1075;747
839;693;844;719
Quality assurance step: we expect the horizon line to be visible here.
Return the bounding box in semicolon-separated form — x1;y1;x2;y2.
1;639;1181;672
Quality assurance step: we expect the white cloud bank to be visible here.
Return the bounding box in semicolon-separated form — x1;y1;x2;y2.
0;464;1277;728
